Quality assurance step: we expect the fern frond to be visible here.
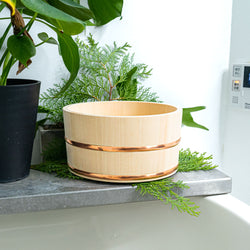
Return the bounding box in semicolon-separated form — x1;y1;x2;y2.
178;148;218;172
134;178;200;217
136;85;161;102
39;35;159;124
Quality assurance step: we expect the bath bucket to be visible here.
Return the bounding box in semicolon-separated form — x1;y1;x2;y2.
63;101;182;183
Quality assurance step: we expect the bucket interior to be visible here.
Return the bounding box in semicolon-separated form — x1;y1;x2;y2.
64;101;177;117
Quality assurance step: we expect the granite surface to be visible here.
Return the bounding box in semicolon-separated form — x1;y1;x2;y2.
0;169;231;214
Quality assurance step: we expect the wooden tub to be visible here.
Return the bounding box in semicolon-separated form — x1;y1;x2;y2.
63;101;182;183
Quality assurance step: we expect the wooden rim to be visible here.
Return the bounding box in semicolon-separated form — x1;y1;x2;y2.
68;164;178;183
63;101;180;118
65;138;181;152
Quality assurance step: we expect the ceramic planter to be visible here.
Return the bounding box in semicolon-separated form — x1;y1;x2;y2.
0;79;40;183
63;101;182;183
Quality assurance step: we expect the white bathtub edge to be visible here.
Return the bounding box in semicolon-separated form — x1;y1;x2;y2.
205;194;250;224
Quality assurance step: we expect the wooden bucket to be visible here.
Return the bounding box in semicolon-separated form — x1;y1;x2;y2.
63;101;182;183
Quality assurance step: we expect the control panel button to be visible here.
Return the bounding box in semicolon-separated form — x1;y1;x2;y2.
233;65;242;77
232;80;240;91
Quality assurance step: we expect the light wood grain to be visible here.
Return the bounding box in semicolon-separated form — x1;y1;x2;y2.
63;101;182;183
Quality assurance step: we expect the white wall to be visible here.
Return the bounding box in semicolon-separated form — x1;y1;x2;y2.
222;0;250;205
82;0;232;165
1;1;232;168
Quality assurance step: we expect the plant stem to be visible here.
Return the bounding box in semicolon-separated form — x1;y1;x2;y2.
90;95;100;101
100;62;113;101
1;16;56;32
74;91;101;101
26;13;38;32
92;82;110;95
0;48;8;68
0;53;16;86
0;11;37;84
0;22;11;50
0;50;11;85
35;40;47;47
2;50;11;69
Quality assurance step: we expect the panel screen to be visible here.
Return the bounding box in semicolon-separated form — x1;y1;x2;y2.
243;66;250;88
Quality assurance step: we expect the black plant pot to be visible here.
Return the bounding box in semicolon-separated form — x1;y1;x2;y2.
0;79;40;183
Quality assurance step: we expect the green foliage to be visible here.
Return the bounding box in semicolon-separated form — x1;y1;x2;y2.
20;0;85;35
32;161;82;180
40;35;160;124
88;0;123;26
116;66;138;100
47;0;94;23
7;35;36;65
40;35;207;130
178;148;218;172
0;22;11;52
32;142;218;217
0;0;123;86
182;106;209;131
0;3;6;12
55;30;80;95
37;32;58;45
134;149;217;217
134;178;200;217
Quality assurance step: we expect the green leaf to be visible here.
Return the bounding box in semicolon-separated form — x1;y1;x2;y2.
182;106;209;130
16;0;25;9
116;66;138;100
0;3;6;12
55;31;80;95
20;0;85;35
88;0;123;26
47;0;94;22
7;35;36;65
38;32;58;45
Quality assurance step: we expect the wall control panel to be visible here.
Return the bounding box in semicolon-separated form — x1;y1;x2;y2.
231;63;250;109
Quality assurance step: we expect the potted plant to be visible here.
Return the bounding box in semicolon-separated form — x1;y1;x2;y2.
0;0;123;182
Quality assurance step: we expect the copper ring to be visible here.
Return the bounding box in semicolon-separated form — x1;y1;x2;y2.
68;164;178;182
65;137;181;152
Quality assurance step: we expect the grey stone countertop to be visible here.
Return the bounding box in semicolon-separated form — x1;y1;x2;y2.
0;169;231;215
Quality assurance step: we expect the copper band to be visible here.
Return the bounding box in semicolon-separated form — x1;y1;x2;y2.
65;138;181;152
68;164;178;182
